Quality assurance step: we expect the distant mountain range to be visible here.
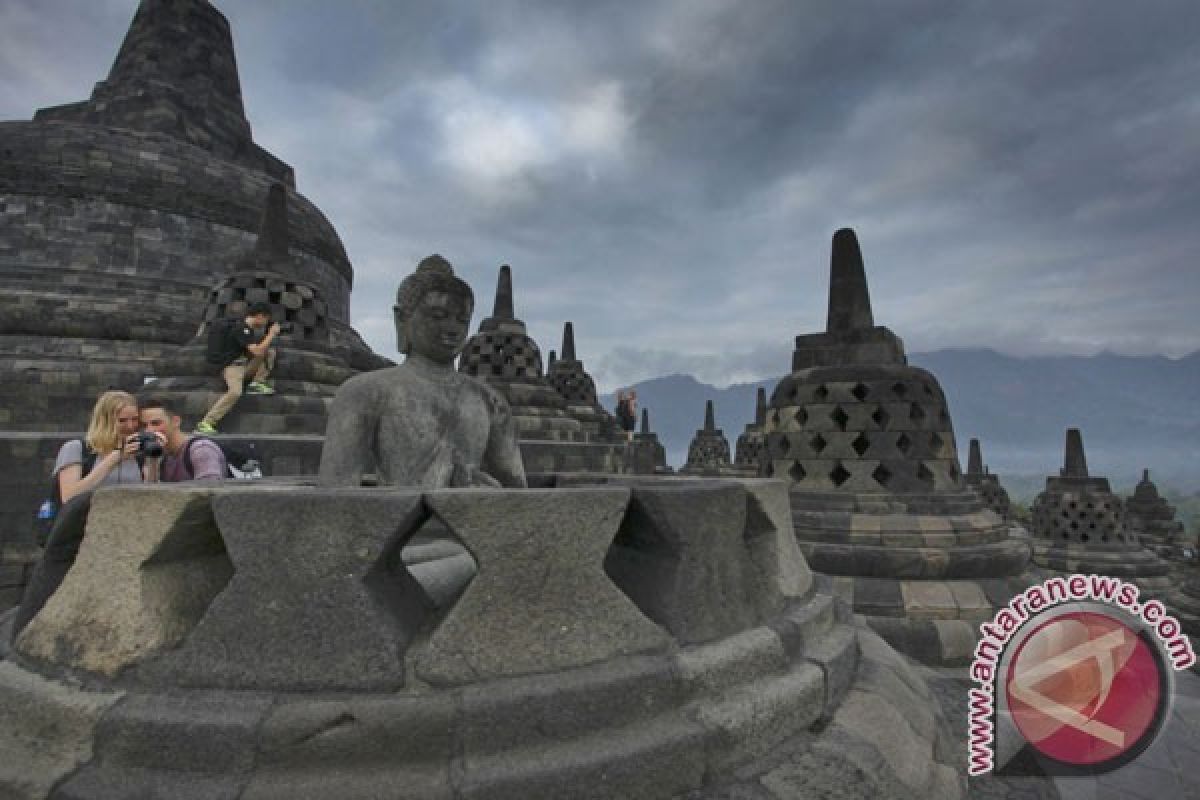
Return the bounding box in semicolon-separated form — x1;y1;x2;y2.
599;348;1200;494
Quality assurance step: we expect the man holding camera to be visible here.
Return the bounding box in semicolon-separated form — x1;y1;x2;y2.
140;396;228;481
196;301;280;435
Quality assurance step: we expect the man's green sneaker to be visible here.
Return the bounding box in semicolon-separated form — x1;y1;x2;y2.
195;421;218;434
247;381;276;395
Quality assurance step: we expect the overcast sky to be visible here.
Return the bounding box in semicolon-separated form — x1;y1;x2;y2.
2;0;1198;390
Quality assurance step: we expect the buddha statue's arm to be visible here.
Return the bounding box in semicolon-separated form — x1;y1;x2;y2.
482;394;527;488
318;378;377;487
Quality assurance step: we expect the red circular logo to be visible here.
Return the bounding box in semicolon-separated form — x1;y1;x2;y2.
1005;610;1165;767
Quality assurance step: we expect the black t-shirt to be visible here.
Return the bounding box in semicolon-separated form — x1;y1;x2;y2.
215;321;257;366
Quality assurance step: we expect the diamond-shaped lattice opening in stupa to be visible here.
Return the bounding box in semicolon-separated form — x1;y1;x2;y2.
830;462;852;487
397;512;478;613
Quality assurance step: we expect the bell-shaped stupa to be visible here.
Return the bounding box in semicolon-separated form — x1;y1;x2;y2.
546;322;623;442
681;400;742;476
759;228;1033;664
1030;430;1172;596
628;409;671;474
962;439;1012;521
1126;469;1190;555
458;266;584;443
734;388;769;470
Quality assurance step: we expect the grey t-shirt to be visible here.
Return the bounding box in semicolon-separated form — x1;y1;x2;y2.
53;439;143;487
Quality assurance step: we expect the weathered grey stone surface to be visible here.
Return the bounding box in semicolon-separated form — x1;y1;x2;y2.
149;488;429;690
740;479;813;612
605;480;809;644
0;661;123;800
247;693;457;800
416;488;671;685
15;485;231;676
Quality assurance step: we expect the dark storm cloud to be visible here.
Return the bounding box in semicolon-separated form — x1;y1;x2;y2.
2;1;1197;389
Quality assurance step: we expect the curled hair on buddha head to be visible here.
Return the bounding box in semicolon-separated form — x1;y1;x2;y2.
394;254;474;354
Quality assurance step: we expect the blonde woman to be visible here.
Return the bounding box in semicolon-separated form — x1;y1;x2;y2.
53;390;146;502
14;390;146;637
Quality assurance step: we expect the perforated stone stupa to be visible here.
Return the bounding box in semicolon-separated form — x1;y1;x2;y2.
629;409;671;474
1126;469;1190;555
1031;429;1172;597
546;321;623;442
458;265;583;442
962;438;1012;521
760;228;1033;664
734;388;768;470
681;401;742;476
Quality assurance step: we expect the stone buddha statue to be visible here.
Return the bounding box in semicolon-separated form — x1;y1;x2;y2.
318;255;527;488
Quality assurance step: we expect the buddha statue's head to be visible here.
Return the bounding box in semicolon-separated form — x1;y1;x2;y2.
394;254;475;364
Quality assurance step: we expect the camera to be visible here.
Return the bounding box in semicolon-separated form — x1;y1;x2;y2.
135;431;164;458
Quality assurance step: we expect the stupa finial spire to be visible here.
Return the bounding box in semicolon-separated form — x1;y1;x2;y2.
562;322;577;361
826;228;875;334
640;408;650;434
967;439;983;476
704;400;716;433
493;265;515;320
1063;428;1089;478
754;388;767;427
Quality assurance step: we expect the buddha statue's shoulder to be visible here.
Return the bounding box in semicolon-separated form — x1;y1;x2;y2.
456;372;514;419
331;366;407;407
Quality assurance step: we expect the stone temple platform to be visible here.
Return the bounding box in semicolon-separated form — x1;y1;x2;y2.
760;229;1035;665
0;477;963;800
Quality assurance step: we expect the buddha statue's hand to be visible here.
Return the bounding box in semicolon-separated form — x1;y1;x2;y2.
470;469;502;488
450;461;502;488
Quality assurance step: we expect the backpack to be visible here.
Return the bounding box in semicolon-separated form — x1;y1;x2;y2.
204;318;242;366
182;436;263;480
33;440;98;547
